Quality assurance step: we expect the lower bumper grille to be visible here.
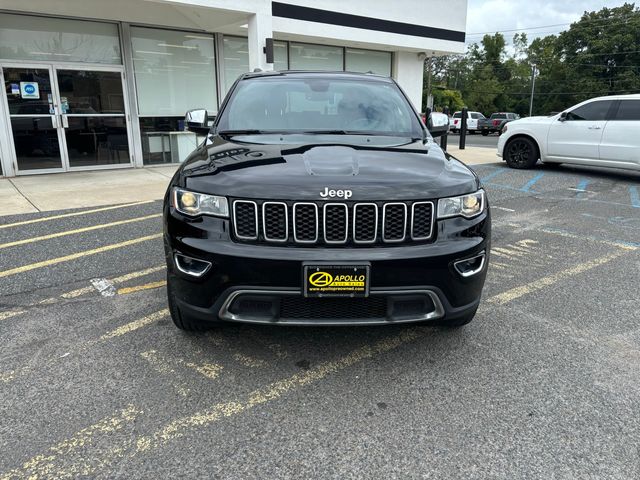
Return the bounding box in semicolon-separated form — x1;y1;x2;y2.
220;290;444;325
280;296;387;319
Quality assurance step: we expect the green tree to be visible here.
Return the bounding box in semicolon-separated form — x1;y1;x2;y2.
431;88;465;111
428;3;640;116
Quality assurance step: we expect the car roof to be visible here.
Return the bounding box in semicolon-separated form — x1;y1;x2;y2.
588;94;640;101
239;70;394;83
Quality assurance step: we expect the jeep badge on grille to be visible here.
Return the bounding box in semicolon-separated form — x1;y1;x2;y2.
319;187;352;199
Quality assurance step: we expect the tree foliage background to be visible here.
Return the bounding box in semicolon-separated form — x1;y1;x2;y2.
424;2;640;116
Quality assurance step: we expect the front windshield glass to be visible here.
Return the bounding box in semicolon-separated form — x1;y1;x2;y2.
216;76;423;138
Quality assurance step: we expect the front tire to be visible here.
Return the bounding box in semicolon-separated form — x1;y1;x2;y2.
504;137;539;169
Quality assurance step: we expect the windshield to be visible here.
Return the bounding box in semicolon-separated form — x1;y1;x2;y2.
216;76;423;138
491;113;507;119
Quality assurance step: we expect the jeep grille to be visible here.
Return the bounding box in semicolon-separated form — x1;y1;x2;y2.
231;200;434;246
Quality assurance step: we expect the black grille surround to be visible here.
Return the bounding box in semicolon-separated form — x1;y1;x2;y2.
231;199;435;247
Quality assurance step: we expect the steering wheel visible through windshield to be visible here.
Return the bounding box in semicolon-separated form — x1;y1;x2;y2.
216;76;423;139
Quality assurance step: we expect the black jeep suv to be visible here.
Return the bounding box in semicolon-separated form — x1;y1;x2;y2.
163;71;490;330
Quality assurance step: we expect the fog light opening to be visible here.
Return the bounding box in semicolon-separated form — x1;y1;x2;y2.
454;251;486;277
174;253;212;277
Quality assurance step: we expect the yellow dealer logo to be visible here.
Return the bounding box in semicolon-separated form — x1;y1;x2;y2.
309;271;333;287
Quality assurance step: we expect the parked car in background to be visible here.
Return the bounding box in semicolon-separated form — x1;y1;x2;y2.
478;112;520;135
498;94;640;170
451;111;485;134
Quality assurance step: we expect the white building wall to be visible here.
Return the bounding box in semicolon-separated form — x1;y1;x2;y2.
272;0;467;54
394;51;427;112
0;0;467;176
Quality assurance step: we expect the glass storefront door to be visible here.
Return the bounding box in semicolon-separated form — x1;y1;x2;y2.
1;63;132;174
2;65;64;172
55;68;130;168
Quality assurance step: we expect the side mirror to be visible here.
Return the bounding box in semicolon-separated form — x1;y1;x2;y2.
427;112;450;138
185;109;210;134
559;111;568;122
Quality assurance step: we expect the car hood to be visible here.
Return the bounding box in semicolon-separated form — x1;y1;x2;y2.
178;136;479;201
510;115;557;126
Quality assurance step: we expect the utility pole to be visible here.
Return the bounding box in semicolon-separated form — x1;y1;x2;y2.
426;55;433;110
529;64;537;117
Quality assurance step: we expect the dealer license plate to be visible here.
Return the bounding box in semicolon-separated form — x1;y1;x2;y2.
303;264;370;297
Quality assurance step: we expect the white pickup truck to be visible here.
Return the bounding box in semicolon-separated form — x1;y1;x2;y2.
450;111;486;134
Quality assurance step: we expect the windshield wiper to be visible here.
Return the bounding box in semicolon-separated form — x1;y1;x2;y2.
217;129;267;136
299;130;406;136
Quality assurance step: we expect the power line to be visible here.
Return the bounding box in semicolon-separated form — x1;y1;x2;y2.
466;11;640;37
467;23;574;36
459;88;639;96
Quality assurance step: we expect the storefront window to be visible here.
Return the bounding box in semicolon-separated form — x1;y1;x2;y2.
289;43;343;71
131;27;217;164
0;14;121;64
222;36;249;96
345;49;392;76
139;117;204;165
274;41;288;71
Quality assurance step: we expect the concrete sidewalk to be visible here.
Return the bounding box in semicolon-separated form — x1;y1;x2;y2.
0;146;499;217
445;144;500;165
0;166;178;216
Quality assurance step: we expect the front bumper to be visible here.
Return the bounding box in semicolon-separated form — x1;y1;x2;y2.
164;206;490;326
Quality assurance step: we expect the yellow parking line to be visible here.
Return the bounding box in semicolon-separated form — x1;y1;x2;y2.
516;239;539;247
100;308;169;340
0;214;161;250
0;310;25;322
185;362;223;380
233;353;268;368
487;250;627;306
0;405;142;480
0;233;162;279
490;249;513;259
118;280;166;295
0;200;154;230
61;265;166;299
492;246;528;258
1;307;169;385
541;228;638;251
140;350;191;396
1;329;423;477
0;265;167;324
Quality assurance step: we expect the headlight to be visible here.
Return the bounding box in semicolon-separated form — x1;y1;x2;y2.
437;190;485;219
502;124;508;134
172;188;229;217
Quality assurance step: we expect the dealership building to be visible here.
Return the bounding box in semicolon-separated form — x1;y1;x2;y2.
0;0;466;177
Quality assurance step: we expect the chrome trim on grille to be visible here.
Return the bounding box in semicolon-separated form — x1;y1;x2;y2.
232;199;435;245
352;203;378;244
218;288;445;325
262;201;288;243
410;201;435;241
232;200;258;240
323;203;348;244
293;202;319;244
382;202;407;243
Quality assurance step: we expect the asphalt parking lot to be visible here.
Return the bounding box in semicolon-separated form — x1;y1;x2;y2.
1;162;640;479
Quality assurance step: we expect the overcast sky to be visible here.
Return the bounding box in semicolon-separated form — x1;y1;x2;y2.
465;0;631;46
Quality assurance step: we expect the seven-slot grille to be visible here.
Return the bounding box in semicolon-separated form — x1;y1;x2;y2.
232;200;434;246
